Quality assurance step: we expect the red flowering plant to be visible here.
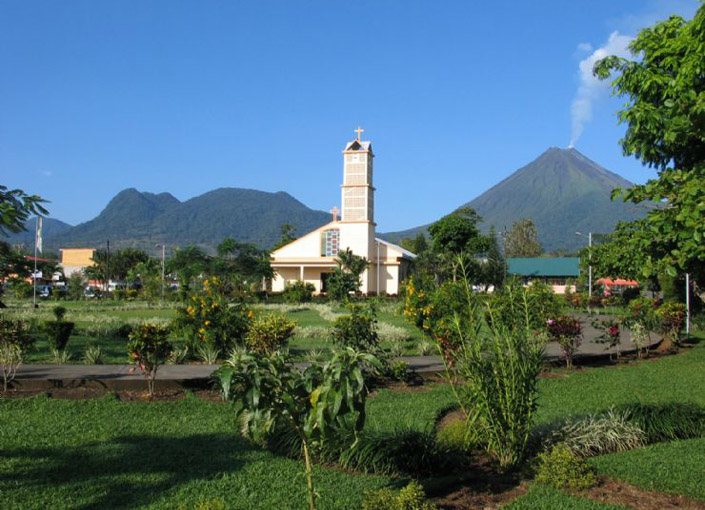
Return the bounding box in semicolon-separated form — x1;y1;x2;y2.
592;318;622;360
655;301;686;349
546;316;582;369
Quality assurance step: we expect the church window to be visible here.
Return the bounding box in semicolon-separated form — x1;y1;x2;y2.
321;229;340;257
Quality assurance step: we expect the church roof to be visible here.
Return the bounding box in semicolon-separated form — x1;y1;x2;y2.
375;238;416;260
344;140;372;152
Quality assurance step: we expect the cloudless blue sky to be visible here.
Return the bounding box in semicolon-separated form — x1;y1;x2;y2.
1;0;699;231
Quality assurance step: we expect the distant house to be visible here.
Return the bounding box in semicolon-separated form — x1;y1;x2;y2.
60;248;96;277
506;257;580;294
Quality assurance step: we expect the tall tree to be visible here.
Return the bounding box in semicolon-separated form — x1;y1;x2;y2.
167;246;211;295
428;207;487;280
594;6;705;282
503;218;542;258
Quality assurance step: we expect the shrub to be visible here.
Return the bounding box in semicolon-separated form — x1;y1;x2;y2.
388;360;410;382
616;402;705;443
127;324;173;399
283;280;315;304
49;347;72;364
332;305;379;351
592;318;621;358
388;342;406;358
547;316;582;369
245;313;296;354
216;348;382;510
53;306;67;321
82;344;104;365
435;418;477;454
487;281;563;333
335;428;453;477
0;319;34;391
534;444;597;490
630;322;651;358
197;344;220;364
362;481;438;510
44;320;75;352
543;410;646;458
443;281;546;471
655;301;687;347
174;277;252;355
168;344;190;365
417;339;434;356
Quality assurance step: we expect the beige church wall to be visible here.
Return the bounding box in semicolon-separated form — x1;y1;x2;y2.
272;223;334;259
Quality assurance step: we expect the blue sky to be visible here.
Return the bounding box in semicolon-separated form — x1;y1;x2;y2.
1;0;699;232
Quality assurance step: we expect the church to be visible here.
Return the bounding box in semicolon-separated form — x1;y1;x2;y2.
270;130;415;296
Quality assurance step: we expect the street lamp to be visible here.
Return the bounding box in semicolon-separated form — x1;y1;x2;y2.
575;231;592;297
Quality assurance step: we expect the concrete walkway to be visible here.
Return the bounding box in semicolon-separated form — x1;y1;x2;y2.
9;314;660;390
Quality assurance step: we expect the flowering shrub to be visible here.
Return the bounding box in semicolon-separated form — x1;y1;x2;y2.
402;275;434;331
547;316;582;369
655;301;687;347
175;277;252;356
245;313;296;354
127;323;172;398
0;318;34;391
592;318;621;358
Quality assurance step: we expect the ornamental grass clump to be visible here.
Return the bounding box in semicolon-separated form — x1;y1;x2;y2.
543;409;646;458
127;324;173;399
0;318;34;391
547;315;582;369
443;259;545;471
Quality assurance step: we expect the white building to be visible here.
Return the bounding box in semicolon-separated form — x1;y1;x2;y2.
270;133;415;295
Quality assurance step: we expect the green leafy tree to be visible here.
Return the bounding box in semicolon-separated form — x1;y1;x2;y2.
594;6;705;282
0;185;48;236
503;218;542;258
216;348;382;510
127;259;163;300
167;246;211;297
327;248;368;301
399;233;429;256
273;223;297;250
427;207;488;280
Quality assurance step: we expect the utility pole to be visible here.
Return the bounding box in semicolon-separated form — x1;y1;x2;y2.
575;231;593;297
106;240;110;296
686;273;691;339
161;244;166;303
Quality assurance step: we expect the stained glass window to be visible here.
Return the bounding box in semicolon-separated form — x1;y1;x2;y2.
321;229;340;257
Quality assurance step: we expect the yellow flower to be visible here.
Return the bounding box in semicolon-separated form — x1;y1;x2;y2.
247;310;254;318
199;328;206;334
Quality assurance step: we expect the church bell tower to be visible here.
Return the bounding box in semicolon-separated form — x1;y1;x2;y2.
341;127;375;223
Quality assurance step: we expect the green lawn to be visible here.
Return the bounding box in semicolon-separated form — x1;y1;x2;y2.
0;395;390;510
3;299;425;363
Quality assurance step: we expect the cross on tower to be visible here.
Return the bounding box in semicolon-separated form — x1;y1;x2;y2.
354;126;364;141
330;206;340;221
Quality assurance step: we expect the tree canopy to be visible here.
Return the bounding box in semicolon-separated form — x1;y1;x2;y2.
0;185;48;236
503;218;542;258
593;5;705;281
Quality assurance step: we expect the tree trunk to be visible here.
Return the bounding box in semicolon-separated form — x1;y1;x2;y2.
302;439;317;510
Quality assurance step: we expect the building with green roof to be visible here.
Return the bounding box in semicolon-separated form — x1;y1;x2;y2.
506;257;580;294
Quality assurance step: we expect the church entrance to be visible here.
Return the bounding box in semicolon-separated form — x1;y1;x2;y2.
321;272;333;294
